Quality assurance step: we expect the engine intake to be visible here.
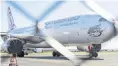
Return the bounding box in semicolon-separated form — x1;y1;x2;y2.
7;38;23;54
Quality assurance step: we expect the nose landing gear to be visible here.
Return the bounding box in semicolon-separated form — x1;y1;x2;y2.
88;44;99;58
89;51;98;58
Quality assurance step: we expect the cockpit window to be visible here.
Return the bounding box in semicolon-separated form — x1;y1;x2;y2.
99;18;107;22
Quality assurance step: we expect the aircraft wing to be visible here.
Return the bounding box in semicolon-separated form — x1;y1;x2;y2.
0;32;8;41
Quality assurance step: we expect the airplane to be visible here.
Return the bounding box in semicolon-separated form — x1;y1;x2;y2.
1;6;103;57
1;0;118;66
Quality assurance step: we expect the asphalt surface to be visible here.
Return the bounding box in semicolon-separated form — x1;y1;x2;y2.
1;52;118;66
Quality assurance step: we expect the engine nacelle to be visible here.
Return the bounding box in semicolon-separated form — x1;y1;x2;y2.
6;38;24;54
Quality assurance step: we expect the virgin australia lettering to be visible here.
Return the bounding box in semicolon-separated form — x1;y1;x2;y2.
45;16;80;29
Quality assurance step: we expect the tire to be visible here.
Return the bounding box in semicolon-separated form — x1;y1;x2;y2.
56;53;61;57
52;51;56;57
17;51;24;57
94;52;98;57
91;52;98;58
25;53;28;55
56;52;61;57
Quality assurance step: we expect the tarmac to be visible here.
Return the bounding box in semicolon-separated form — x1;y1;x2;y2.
1;52;118;66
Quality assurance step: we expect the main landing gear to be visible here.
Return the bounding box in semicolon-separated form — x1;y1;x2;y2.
52;51;61;57
17;51;24;57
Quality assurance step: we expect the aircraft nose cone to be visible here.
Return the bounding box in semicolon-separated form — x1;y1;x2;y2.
114;22;118;36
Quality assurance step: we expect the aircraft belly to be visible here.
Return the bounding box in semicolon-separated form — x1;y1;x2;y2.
24;41;51;48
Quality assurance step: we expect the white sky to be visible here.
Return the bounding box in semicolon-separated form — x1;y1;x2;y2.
0;0;118;49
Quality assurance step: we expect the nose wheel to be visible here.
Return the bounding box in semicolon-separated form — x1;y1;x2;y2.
89;52;98;58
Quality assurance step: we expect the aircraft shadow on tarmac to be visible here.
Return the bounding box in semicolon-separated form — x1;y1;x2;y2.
23;56;69;60
23;55;104;60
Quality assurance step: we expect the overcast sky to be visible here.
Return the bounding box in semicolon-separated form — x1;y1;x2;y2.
0;0;118;49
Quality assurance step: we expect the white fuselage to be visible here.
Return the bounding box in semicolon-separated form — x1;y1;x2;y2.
10;14;116;48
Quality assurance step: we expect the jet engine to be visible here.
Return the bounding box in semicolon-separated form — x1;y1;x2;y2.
6;38;24;54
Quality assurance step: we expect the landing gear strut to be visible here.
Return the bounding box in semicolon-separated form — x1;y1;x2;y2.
89;51;98;58
88;44;98;58
52;51;61;57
